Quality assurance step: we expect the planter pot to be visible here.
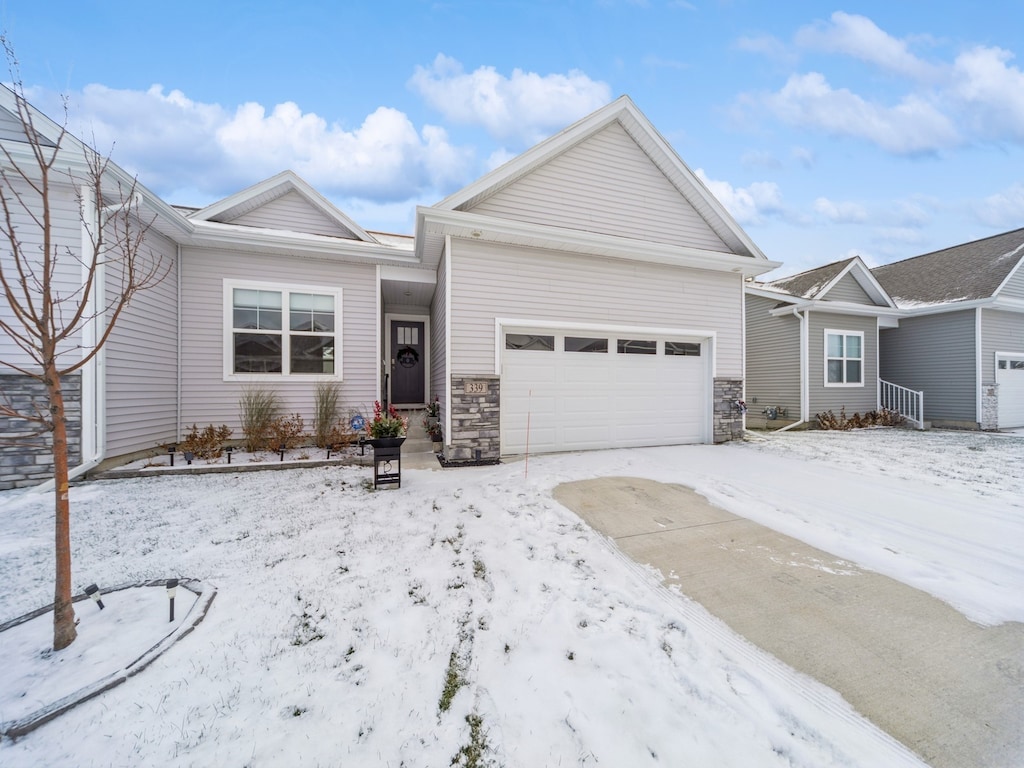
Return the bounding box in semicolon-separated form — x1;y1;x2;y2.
431;441;442;452
367;437;406;449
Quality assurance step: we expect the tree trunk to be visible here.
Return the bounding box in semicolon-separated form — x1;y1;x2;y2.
48;369;77;651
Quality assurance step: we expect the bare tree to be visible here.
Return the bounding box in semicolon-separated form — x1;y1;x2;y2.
0;40;165;650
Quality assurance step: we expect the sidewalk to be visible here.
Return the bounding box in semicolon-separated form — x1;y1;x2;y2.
554;476;1024;768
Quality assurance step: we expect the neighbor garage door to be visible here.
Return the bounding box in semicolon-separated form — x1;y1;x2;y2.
501;329;709;454
996;353;1024;428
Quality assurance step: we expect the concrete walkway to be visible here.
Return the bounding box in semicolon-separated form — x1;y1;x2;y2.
554;477;1024;768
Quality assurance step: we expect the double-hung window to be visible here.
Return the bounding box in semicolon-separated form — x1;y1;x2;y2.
824;330;863;386
225;280;341;379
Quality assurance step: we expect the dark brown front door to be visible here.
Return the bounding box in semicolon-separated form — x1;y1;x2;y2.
391;320;425;404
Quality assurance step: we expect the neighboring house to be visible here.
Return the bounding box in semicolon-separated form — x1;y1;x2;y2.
1;92;781;489
745;257;900;428
872;228;1024;430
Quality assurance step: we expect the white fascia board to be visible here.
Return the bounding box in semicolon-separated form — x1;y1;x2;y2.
993;249;1024;297
187;220;418;264
816;257;897;308
768;299;902;319
897;297;997;317
192;170;379;244
745;285;798;302
419;208;781;277
380;264;436;284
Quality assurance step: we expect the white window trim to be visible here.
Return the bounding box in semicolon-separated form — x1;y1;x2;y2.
222;279;343;382
823;328;864;388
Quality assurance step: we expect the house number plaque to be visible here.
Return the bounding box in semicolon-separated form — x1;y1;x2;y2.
464;380;488;395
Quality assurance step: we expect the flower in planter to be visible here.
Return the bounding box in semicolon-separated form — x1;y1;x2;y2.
427;424;443;443
425;396;440;419
367;400;408;438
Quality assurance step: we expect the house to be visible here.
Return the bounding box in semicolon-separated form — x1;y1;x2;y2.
872;228;1024;430
0;92;781;489
744;257;901;429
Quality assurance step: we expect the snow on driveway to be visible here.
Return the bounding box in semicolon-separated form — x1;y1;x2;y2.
0;428;1018;767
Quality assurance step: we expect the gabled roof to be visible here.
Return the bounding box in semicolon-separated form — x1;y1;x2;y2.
872;228;1024;306
191;170;379;244
753;255;896;308
420;95;770;266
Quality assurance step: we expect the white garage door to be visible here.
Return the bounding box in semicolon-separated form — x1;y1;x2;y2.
996;354;1024;428
501;330;709;454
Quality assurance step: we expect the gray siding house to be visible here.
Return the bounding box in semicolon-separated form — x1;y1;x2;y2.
1;93;781;488
745;257;900;428
872;229;1024;430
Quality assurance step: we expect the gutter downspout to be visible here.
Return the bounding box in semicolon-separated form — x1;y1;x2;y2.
176;243;183;440
776;305;809;432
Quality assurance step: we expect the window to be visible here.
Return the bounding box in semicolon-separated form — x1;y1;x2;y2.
505;334;554;351
226;281;340;378
665;341;701;356
825;330;863;386
617;339;656;355
565;336;608;353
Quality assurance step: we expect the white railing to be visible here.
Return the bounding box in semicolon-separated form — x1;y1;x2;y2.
879;379;924;429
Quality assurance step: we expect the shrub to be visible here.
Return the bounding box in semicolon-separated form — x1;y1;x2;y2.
325;419;357;450
239;387;280;452
180;423;232;460
816;407;906;430
269;413;306;450
314;381;342;448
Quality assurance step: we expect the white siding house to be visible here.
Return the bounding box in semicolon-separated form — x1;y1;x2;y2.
2;92;781;486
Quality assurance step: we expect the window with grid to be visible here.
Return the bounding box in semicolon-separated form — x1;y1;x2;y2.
824;330;863;386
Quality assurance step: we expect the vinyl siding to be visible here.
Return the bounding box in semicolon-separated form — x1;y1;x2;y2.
179;248;379;432
104;228;179;455
450;239;743;377
430;248;449;411
808;311;878;416
981;308;1024;380
823;273;874;304
744;294;800;416
229;190;359;239
471;122;729;252
999;262;1024;299
0;178;83;365
879;310;977;423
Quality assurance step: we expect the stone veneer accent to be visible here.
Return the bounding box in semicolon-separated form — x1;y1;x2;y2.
446;375;500;462
0;373;82;490
980;381;999;431
713;378;745;443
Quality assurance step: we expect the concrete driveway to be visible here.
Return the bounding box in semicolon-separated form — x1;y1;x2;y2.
554;476;1024;768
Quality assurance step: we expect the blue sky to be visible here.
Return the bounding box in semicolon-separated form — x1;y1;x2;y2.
3;1;1023;277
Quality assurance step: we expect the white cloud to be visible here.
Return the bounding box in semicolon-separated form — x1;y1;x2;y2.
976;183;1024;228
949;46;1024;142
762;72;959;154
813;197;867;223
50;83;473;207
408;54;612;144
739;16;1024;153
740;150;782;170
695;169;784;225
734;34;798;66
790;146;816;168
795;12;940;81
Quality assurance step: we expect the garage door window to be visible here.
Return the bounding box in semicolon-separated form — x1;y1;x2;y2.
665;341;701;356
506;334;554;351
565;336;608;353
617;339;656;355
998;358;1024;370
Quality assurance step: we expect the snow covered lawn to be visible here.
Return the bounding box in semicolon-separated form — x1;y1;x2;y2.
0;428;1020;767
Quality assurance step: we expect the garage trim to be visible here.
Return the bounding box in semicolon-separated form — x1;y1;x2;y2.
495;317;717;453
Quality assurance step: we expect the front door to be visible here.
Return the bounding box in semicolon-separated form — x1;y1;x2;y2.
391;320;425;404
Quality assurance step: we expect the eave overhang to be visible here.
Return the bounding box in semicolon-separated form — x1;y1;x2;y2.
415;207;781;278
